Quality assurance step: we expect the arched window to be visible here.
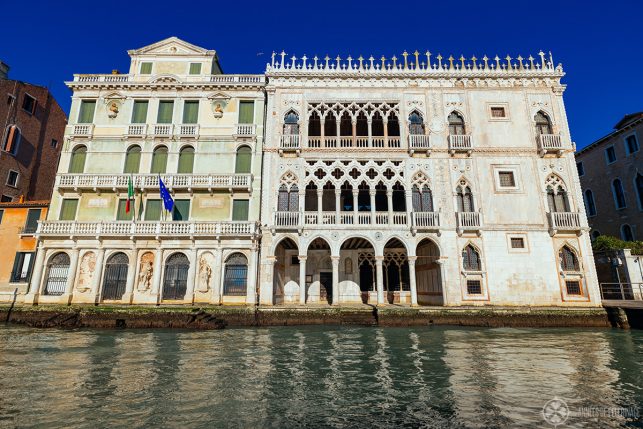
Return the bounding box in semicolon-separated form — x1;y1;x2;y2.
535;111;553;135
456;180;474;212
283;110;299;135
546;176;570;213
2;125;21;155
177;146;195;174
151;146;168;174
308;111;321;137
621;224;635;242
387;112;400;137
123;145;141;174
591;230;601;240
612;179;626;209
559;246;580;272
277;184;299;211
462;245;481;271
223;253;248;296
408;111;425;135
584;189;596;217
412;185;433;212
102;252;129;300
235;146;251;174
44;252;70;296
448;112;465;135
69;145;87;173
162;253;189;300
636;173;643;209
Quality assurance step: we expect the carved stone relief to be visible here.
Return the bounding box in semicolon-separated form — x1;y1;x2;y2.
76;252;96;292
137;252;154;292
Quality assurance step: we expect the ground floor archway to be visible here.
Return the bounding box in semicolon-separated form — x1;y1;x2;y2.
415;238;444;305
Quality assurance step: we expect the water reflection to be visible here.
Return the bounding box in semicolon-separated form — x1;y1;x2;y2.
0;326;640;428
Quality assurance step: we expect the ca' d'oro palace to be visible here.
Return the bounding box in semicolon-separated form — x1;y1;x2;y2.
4;37;601;311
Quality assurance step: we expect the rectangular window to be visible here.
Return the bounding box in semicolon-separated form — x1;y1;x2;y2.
116;199;134;220
238;101;255;124
510;237;525;249
466;280;482;295
1;195;12;202
0;209;4;223
172;199;190;221
22;94;36;115
23;208;41;234
182;101;199;124
565;280;582;295
625;135;639;155
10;252;35;283
140;62;153;74
189;63;202;75
59;199;78;220
144;200;162;221
498;171;516;188
232;199;249;221
50;139;58;149
3;124;20;155
157;101;174;124
576;161;584;177
605;146;617;164
78;100;96;124
131;100;149;123
490;107;506;118
6;170;19;187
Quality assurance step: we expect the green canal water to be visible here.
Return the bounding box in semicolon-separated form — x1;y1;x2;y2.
0;326;641;428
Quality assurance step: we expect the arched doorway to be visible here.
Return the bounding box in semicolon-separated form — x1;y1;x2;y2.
383;238;410;304
307;238;332;304
162;253;189;300
44;252;70;296
102;252;129;300
340;237;376;304
415;238;443;305
272;237;299;304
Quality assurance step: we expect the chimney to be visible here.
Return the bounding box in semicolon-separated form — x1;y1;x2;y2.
0;61;9;79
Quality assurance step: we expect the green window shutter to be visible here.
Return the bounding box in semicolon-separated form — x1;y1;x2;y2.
151;147;168;174
172;199;191;221
144;200;161;221
182;101;199;124
116;199;133;220
78;100;96;124
189;63;202;75
60;199;78;220
157;101;174;124
140;62;152;74
238;101;254;124
235;146;252;173
131;101;149;123
124;146;141;173
232;200;249;221
177;147;194;173
69;147;87;173
24;209;41;232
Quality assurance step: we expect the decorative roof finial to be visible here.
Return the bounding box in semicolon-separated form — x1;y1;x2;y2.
324;55;330;69
528;55;534;69
391;55;398;69
369;55;375;70
358;55;364;70
280;51;286;68
538;50;545;69
471;56;478;70
482;55;489;70
494;55;500;69
402;51;409;69
505;55;512;70
413;50;420;69
517;55;523;70
425;51;431;69
436;54;443;69
448;55;454;70
301;54;308;69
271;51;276;67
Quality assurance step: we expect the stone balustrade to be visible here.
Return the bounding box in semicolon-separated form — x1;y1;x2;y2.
537;134;564;156
71;74;265;85
408;135;431;152
279;134;301;150
412;212;440;230
70;124;94;138
235;124;257;137
456;211;482;233
448;135;473;153
548;211;582;235
55;173;252;192
274;211;410;228
307;136;401;149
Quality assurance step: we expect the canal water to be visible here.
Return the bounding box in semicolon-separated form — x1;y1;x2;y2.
0;326;641;428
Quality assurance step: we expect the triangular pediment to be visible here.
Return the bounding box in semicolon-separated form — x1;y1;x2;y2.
128;37;214;57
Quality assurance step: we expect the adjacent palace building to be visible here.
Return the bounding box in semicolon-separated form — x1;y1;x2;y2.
25;37;601;307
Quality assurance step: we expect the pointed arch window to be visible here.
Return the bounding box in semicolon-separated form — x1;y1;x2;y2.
462;245;481;271
69;145;87;173
448;112;465;135
123;145;141;173
621;224;635;242
408;111;425;135
283;110;299;136
560;246;582;296
177;146;195;174
277;184;299;212
584;189;596;217
559;246;580;272
412;185;433;212
612;179;626;209
456;181;474;212
535;111;553;135
546;176;570;213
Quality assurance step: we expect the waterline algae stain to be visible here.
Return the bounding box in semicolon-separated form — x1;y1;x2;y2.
0;326;640;428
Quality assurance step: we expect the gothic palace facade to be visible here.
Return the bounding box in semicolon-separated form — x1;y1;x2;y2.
23;38;601;307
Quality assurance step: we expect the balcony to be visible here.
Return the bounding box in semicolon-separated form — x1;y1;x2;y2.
456;211;482;235
235;124;257;138
273;211;302;229
177;124;199;138
279;135;301;153
537;134;564;156
37;220;258;239
71;74;265;85
70;124;94;139
273;211;409;229
151;124;174;138
126;124;147;137
408;135;432;154
307;136;401;149
412;212;440;232
548;211;582;236
448;135;473;155
55;173;252;193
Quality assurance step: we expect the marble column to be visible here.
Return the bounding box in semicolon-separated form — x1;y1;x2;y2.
25;244;46;303
331;255;340;305
185;248;198;304
259;256;277;305
317;189;323;224
405;190;413;227
246;244;259;305
151;249;164;303
352;190;359;223
376;255;385;305
370;190;376;224
211;247;223;304
387;190;393;226
335;190;341;224
63;248;80;304
298;255;307;304
122;249;137;304
408;256;418;306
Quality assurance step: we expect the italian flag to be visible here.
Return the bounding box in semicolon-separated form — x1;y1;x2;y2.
126;176;134;214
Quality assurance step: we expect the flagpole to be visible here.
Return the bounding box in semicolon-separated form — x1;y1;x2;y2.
132;174;136;224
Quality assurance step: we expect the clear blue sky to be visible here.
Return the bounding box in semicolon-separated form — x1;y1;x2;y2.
2;0;641;149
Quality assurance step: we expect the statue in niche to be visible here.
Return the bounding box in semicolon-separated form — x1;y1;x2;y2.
137;252;154;292
197;253;214;292
76;252;96;292
108;102;120;119
214;103;224;118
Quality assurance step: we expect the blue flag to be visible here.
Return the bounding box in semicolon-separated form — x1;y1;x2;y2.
159;176;174;212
